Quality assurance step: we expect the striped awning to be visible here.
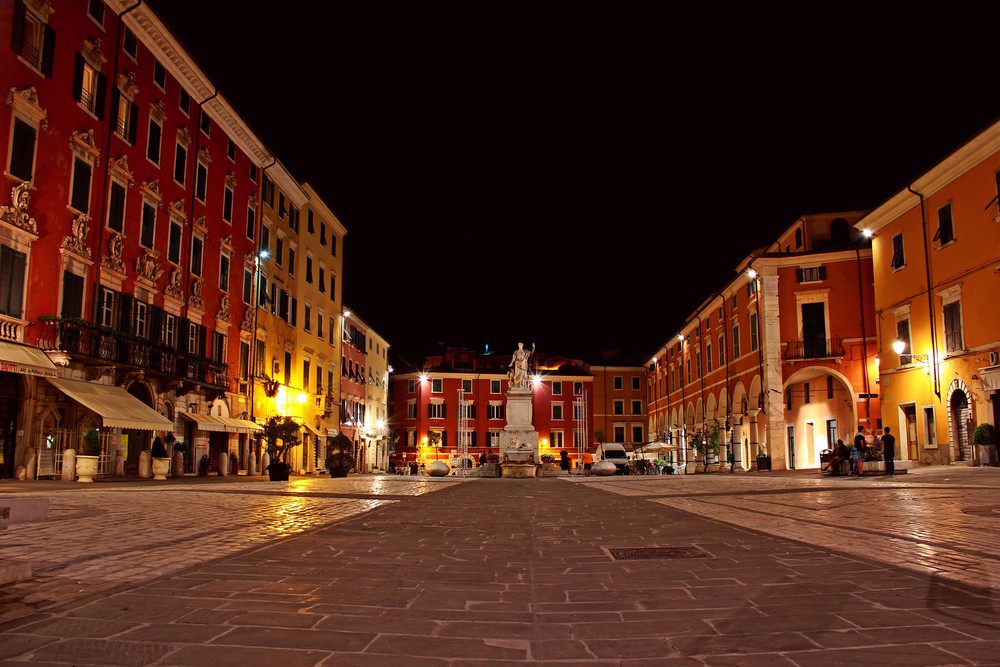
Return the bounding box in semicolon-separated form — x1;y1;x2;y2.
181;413;262;433
47;377;172;431
0;341;58;378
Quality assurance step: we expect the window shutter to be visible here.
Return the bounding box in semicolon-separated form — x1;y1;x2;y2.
60;271;83;318
148;306;163;344
11;1;25;55
469;404;476;419
818;265;827;280
176;317;189;351
71;159;91;213
0;246;26;317
95;73;107;119
198;325;207;357
442;403;447;419
110;89;120;128
10;119;36;181
441;431;447;447
40;24;55;77
796;268;804;283
127;101;138;144
72;53;84;101
471;432;477;447
428;403;433;418
116;293;133;332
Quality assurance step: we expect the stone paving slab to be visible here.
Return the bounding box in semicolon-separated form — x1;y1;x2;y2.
0;469;998;665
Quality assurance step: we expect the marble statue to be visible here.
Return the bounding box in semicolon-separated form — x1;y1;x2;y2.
507;342;535;389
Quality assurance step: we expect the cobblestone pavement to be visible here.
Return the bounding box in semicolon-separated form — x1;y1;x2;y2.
572;466;1000;594
0;468;998;665
0;476;467;625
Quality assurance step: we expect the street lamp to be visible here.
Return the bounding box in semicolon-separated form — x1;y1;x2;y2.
892;339;928;365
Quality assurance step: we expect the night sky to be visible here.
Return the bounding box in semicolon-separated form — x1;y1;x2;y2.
144;3;1000;369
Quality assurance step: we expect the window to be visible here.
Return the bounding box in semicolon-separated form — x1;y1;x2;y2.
199;112;211;137
0;245;27;318
574;382;583;395
695;349;702;377
573;402;583;420
747;278;757;296
491;380;501;394
195;160;208;202
731;293;738;311
306;256;313;283
329;316;335;344
307;210;315;234
550;430;564;448
153;60;166;89
261;226;270;257
613;400;624;415
278;289;288;321
223;185;233;222
227;139;236;161
804;382;811;404
301;359;310;389
732;323;741;358
632;425;643;443
60;270;84;318
187;321;199;355
239;341;250;382
274;236;284;267
133;301;147;338
190;235;203;277
933;203;955;246
73;54;106;117
613;376;623;390
718;334;725;366
552;381;562;395
706;341;713;372
320;223;327;245
246;205;255;239
488;403;505;420
304;304;312;332
173;142;187;185
329;273;335;297
12;2;55;76
319;266;326;292
178;88;190;115
168;218;182;264
891;233;905;270
488;430;501;447
9;118;37;181
289;246;296;276
462;379;473;393
317;311;324;339
429;403;445;419
407;401;417;419
686;357;692;383
923;406;937;445
408;379;417;394
242;267;252;304
431;378;443;393
749;312;759;351
943;300;963;353
797;266;826;283
613;425;626;443
219;254;230;292
139;200;156;248
87;0;105;24
785;387;793;411
249;163;257;182
631;400;642;415
827;375;834;399
330;235;337;257
112;90;138;144
896;317;912;365
552;404;563;420
69;156;93;214
212;331;226;363
106;180;126;232
123;27;137;59
146;117;161;164
632;376;640;390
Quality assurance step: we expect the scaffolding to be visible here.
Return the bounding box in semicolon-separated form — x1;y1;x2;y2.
456;388;470;476
574;390;588;471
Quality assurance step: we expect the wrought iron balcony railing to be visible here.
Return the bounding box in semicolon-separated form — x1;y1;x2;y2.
783;336;845;360
38;317;230;390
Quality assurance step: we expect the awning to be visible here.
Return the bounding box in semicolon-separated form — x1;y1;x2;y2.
47;377;172;431
302;423;325;438
0;341;59;378
181;413;262;433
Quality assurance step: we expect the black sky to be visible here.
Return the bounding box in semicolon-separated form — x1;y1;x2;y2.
144;4;1000;369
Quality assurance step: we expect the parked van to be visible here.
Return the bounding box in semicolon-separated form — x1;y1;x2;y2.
597;442;630;474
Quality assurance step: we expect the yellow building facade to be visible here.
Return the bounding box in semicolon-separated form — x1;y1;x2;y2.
858;119;1000;465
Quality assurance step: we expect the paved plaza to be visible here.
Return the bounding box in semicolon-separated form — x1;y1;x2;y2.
0;466;998;665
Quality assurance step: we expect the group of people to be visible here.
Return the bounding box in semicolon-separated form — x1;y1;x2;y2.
824;425;896;477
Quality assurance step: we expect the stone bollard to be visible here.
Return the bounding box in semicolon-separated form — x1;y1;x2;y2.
138;450;152;478
260;451;270;475
62;449;77;480
218;452;229;477
172;450;184;478
248;453;257;476
24;446;36;480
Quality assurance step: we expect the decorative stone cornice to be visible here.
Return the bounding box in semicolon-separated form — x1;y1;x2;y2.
117;71;138;98
24;0;54;21
221;235;233;251
188;276;204;309
225;171;237;188
193;215;207;233
0;181;39;236
217;294;231;323
198;147;211;164
109;155;134;186
165;267;183;300
69;129;101;165
176;126;191;148
140;179;162;203
81;38;106;69
136;249;163;283
102;232;126;274
149;99;167;122
241;307;254;332
6;87;48;129
61;214;92;259
248;193;258;210
169;199;187;222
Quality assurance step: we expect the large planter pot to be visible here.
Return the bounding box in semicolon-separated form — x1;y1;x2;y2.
329;467;350;478
151;457;170;480
425;460;450;477
266;462;290;481
76;455;99;483
592;460;617;476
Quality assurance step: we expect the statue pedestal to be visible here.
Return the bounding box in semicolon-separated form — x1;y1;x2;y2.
500;387;539;463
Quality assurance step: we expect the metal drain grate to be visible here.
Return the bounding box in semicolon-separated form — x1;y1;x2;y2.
607;546;708;560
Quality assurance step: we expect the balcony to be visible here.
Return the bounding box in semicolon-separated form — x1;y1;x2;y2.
783;336;845;361
38;317;229;391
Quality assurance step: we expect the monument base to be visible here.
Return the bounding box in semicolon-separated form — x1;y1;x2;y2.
500;463;537;478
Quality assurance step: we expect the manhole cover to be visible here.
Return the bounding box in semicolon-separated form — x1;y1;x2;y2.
607;546;708;560
962;506;1000;517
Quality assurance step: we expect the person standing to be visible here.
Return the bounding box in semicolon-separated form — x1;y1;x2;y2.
582;450;594;475
852;426;867;477
559;449;571;472
882;426;896;476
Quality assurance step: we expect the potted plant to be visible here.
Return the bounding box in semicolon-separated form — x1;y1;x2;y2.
262;415;300;481
198;453;212;476
150;435;170;480
325;433;355;478
972;423;998;466
76;428;101;483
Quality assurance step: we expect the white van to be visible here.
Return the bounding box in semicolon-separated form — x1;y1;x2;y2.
597;442;630;474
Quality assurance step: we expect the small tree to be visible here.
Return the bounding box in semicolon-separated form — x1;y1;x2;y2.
262;416;300;464
972;423;997;446
81;428;101;456
326;433;355;474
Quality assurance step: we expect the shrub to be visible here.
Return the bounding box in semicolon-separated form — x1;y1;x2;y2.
972;423;997;445
81;429;101;456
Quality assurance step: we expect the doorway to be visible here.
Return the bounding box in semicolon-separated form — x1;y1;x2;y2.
826;418;838;451
802;303;827;358
0;372;20;479
787;424;796;469
901;404;918;461
950;390;972;462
